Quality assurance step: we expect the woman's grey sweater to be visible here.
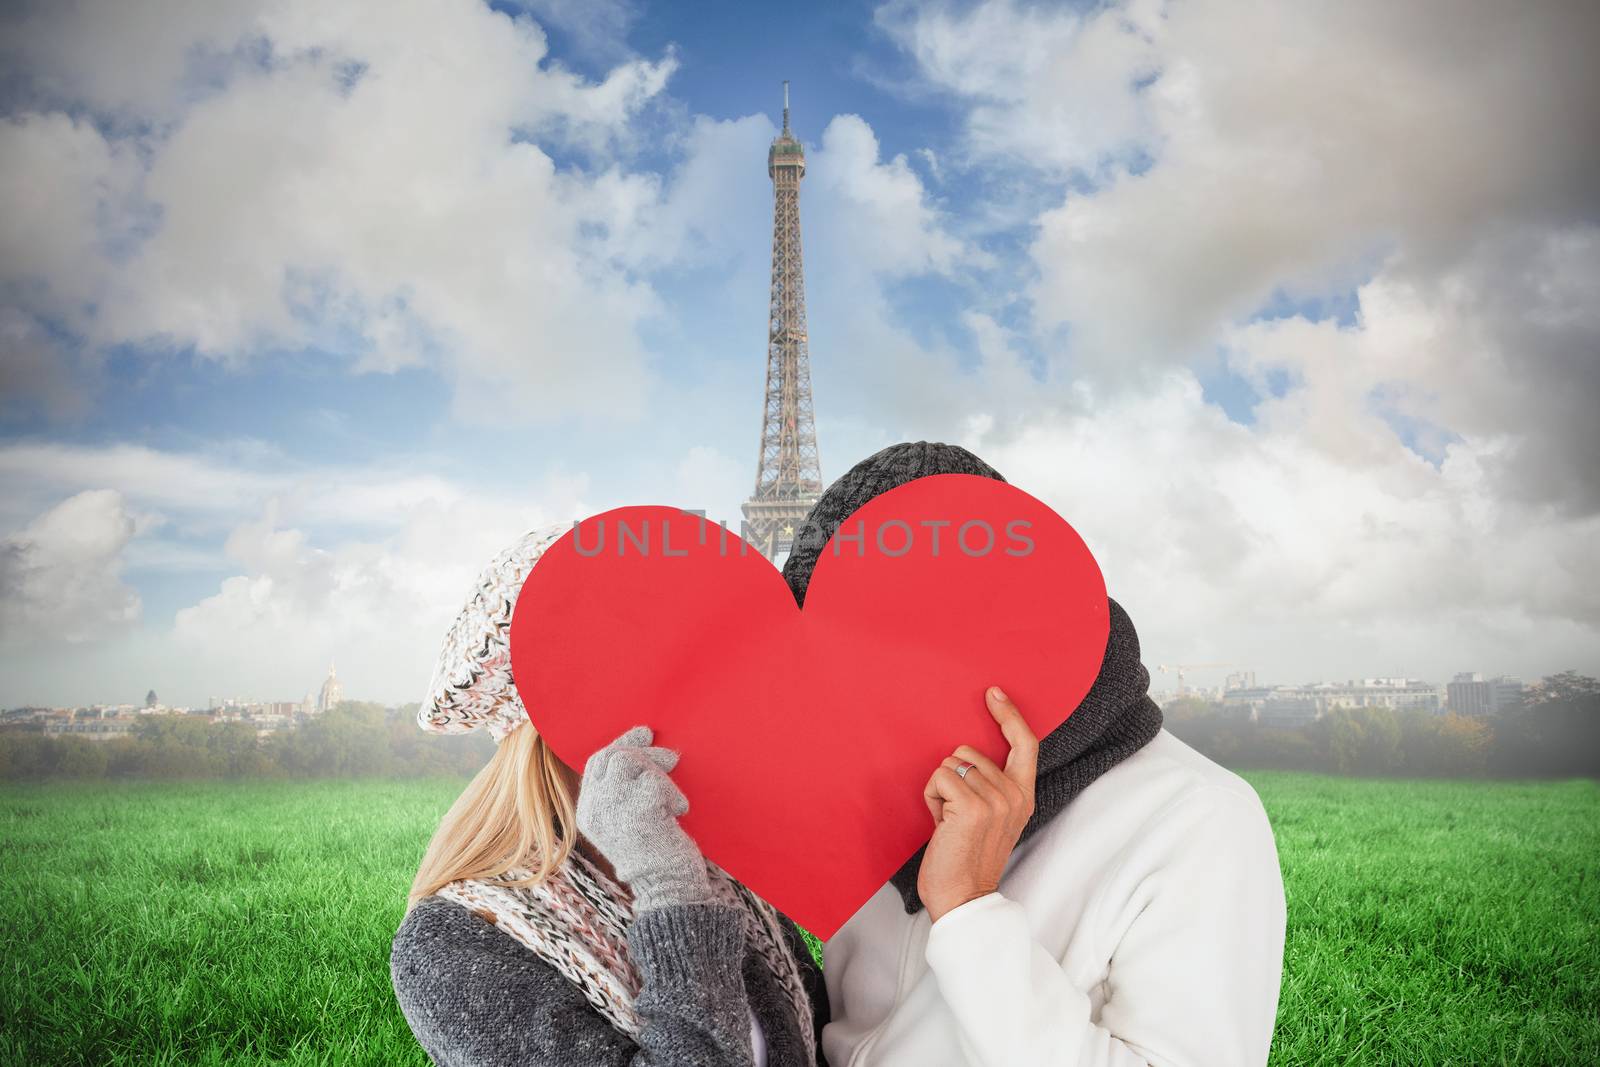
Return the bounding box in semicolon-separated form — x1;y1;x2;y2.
391;895;828;1067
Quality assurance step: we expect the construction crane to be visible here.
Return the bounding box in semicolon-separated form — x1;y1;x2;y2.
1156;663;1243;695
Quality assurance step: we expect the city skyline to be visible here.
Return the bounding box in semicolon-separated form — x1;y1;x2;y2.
2;665;1553;718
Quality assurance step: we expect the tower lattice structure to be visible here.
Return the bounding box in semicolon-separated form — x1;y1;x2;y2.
742;82;822;562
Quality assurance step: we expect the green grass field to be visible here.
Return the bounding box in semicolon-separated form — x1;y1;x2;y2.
2;774;1596;1066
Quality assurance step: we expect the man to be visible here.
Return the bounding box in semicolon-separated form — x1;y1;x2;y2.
782;441;1287;1067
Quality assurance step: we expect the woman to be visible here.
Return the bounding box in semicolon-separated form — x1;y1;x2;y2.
390;524;827;1067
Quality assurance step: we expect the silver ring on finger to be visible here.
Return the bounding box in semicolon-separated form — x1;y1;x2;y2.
955;762;975;780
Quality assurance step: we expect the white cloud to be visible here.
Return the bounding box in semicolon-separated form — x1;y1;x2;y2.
0;442;291;536
1006;0;1600;509
568;113;775;273
665;444;748;529
503;0;642;65
1020;1;1597;358
1223;224;1600;511
965;373;1600;685
163;462;595;704
0;1;263;120
787;113;1014;443
877;0;1161;175
1;0;679;422
0;489;145;644
883;0;1600;683
155;435;616;702
807;114;973;279
0;112;140;325
0;307;92;420
0;436;662;703
884;2;1600;444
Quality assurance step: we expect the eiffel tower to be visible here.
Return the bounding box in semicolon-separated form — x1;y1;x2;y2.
742;82;823;563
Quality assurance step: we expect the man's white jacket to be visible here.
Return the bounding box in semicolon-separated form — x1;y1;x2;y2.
821;729;1287;1067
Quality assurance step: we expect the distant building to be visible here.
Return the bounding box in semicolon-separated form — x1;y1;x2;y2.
1221;677;1444;723
1224;671;1257;692
44;717;135;741
1298;678;1443;714
1221;686;1279;721
1258;695;1320;727
316;664;344;714
1446;673;1523;717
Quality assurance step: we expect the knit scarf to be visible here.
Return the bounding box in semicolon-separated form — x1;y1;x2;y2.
887;596;1165;913
437;850;816;1065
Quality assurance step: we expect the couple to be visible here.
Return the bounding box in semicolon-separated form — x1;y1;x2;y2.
390;442;1288;1067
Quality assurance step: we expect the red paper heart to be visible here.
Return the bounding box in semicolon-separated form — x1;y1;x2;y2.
510;473;1108;938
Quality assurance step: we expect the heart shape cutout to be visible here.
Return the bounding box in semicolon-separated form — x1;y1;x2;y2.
510;473;1108;938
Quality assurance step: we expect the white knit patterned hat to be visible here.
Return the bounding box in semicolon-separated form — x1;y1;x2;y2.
418;523;567;742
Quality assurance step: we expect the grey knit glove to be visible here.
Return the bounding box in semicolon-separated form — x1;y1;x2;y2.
575;725;716;911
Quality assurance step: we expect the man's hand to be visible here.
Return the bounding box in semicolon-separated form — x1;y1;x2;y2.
917;686;1039;923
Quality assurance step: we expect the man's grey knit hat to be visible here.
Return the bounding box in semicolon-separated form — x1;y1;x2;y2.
781;440;1003;606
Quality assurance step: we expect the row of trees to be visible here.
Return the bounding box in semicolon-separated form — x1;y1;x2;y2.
3;673;1596;781
0;702;496;781
1165;671;1600;777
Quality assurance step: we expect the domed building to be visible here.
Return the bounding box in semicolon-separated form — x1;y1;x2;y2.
316;663;344;714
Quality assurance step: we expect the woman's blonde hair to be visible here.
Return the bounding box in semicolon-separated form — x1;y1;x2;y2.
408;724;577;908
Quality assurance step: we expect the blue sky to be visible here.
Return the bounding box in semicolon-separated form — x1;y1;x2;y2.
1;0;1596;707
